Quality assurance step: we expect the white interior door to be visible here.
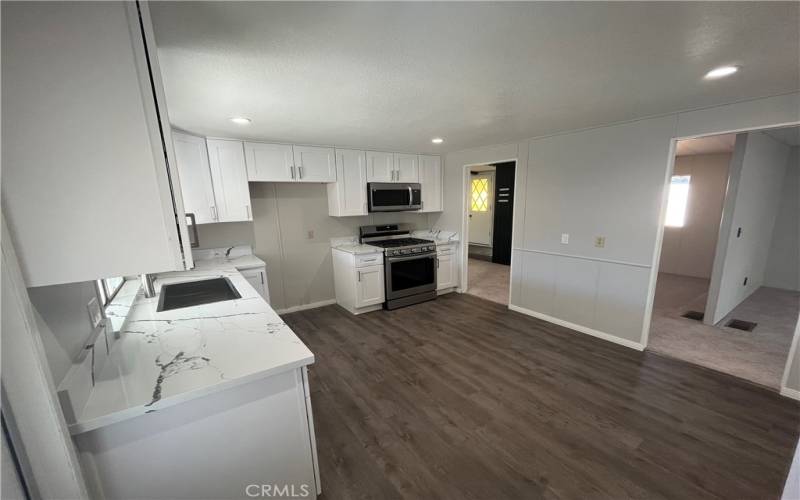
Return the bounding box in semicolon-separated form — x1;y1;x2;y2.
468;172;494;246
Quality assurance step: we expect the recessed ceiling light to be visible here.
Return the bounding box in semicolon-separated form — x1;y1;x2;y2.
229;117;252;125
431;137;444;144
704;66;739;80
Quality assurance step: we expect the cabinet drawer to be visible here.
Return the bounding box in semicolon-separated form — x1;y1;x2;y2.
355;253;383;268
436;244;456;256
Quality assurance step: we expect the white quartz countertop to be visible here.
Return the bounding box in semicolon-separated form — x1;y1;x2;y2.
192;253;266;271
69;261;313;435
333;244;383;255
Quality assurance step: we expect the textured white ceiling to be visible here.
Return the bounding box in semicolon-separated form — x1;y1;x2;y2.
676;134;736;156
150;2;800;153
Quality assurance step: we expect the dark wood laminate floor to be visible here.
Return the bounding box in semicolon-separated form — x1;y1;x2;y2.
282;293;800;500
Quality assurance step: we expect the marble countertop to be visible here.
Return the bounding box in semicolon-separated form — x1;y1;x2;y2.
333;244;383;255
411;230;460;245
192;253;266;271
69;261;313;435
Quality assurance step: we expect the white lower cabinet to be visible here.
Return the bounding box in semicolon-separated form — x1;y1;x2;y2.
240;266;270;303
333;249;385;314
74;367;319;500
356;265;385;308
436;243;458;292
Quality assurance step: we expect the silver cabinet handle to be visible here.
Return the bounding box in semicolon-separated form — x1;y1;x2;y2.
436;257;439;268
246;205;251;219
298;165;304;179
210;206;217;221
290;165;296;179
357;271;362;282
186;212;199;248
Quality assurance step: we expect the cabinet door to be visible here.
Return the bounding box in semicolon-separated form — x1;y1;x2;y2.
437;253;454;290
243;142;294;182
419;155;442;212
394;153;419;182
240;268;270;303
206;139;252;222
173;132;217;224
329;149;367;216
355;265;385;307
2;2;190;286
366;151;395;182
293;146;336;182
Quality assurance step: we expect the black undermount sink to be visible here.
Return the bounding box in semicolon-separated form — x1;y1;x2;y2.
157;277;241;312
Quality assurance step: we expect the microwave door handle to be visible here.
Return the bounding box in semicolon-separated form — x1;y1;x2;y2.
408;186;413;206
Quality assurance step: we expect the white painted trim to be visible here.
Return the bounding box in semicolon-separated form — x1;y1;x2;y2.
1;216;89;498
512;247;652;269
639;137;678;349
275;299;337;315
780;387;800;401
780;317;800;394
508;304;645;351
459;156;518;295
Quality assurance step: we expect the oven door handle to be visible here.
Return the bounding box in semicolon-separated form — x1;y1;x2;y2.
386;253;436;263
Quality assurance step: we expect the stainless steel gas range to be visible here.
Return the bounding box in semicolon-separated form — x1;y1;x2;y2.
359;224;437;310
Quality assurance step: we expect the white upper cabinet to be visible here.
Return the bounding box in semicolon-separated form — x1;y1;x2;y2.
394;153;420;182
244;142;294;182
2;2;193;286
419;155;443;212
206;139;252;222
173;132;217;224
293;146;336;182
366;151;395;182
328;149;368;216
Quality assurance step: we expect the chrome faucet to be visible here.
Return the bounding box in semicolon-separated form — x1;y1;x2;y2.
225;246;235;258
141;273;156;298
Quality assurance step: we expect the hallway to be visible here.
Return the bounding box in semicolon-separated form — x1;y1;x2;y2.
648;272;799;389
466;258;510;305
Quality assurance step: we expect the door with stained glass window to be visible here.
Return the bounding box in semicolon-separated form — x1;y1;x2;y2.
468;172;494;246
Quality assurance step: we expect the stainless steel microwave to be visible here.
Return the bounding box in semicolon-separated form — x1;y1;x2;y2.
367;183;422;212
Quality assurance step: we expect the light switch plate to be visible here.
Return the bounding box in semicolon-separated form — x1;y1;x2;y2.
594;236;606;248
561;233;569;244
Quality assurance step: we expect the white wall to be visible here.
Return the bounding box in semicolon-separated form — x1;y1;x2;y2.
431;92;800;350
248;183;433;311
26;281;98;386
707;131;790;324
659;153;731;279
765;146;800;291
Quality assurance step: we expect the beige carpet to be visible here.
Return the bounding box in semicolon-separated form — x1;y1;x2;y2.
648;273;799;389
466;258;510;305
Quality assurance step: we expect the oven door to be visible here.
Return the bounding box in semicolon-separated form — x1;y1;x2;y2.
384;252;437;300
368;183;422;212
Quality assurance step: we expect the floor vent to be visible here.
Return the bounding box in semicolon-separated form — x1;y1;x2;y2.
681;310;705;321
726;319;757;332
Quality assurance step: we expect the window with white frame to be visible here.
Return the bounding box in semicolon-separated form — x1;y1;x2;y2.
665;175;691;227
96;277;124;306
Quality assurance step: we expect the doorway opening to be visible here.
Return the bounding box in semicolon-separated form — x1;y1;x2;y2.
647;126;800;390
464;161;515;305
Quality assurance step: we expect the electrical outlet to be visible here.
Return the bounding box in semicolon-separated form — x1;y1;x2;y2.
560;233;569;244
307;230;314;239
594;236;606;248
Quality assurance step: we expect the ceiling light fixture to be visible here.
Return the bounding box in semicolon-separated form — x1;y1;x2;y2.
704;66;739;80
431;137;444;144
229;117;252;125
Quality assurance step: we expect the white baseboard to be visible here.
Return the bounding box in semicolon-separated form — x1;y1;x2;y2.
507;304;645;351
275;299;337;315
780;386;800;401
